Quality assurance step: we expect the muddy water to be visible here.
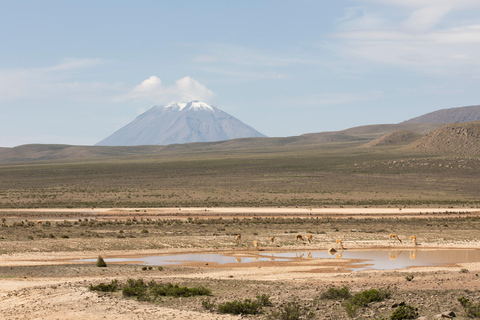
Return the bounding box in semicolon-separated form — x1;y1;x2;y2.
77;249;480;271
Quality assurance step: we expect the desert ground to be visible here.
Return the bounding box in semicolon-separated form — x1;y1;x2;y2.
1;207;480;319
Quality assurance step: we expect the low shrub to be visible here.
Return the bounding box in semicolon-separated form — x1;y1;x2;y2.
458;296;480;318
345;288;391;317
256;293;273;306
320;286;351;300
122;278;148;300
150;283;211;298
89;279;118;292
268;301;315;320
120;279;210;301
218;299;262;315
405;274;414;281
201;297;216;311
96;256;107;267
390;305;419;320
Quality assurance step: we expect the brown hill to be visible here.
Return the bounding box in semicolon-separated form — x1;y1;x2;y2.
0;123;443;163
403;104;480;123
362;130;423;147
406;121;480;155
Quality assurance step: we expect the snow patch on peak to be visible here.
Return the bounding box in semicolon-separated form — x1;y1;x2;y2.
164;102;187;110
187;101;214;112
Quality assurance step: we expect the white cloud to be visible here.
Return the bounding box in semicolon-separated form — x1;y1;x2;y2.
401;5;451;32
332;1;480;74
0;58;111;103
125;76;215;105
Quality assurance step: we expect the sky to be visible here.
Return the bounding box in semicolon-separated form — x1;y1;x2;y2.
1;0;480;147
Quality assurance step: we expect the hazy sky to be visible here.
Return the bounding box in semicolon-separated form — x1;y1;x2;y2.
1;0;480;147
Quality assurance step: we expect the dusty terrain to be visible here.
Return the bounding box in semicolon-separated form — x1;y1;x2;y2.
2;207;480;319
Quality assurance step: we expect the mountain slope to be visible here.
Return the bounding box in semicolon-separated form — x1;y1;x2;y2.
96;101;266;146
403;104;480;124
362;130;423;147
406;121;480;155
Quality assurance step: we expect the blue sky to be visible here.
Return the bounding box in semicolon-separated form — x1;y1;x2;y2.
1;0;480;147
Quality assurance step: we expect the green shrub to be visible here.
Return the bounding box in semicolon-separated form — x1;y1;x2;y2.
268;301;315;320
89;279;118;292
218;299;262;315
345;288;391;317
458;296;480;318
122;278;148;300
201;297;216;311
405;274;414;281
158;266;163;271
96;256;107;267
390;305;419;320
150;283;211;298
256;294;273;306
320;286;351;300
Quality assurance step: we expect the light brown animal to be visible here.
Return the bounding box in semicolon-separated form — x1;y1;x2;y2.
409;235;417;246
235;234;241;245
335;239;344;249
296;234;306;242
35;220;42;226
253;240;259;250
270;236;275;244
306;234;313;243
389;233;402;243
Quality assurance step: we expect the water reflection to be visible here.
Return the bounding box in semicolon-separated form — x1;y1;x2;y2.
75;249;480;272
410;250;417;259
389;250;402;260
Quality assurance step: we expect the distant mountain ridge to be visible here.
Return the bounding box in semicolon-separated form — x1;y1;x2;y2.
403;104;480;124
96;101;266;146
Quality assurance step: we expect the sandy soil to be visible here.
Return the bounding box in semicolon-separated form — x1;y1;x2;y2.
1;207;480;319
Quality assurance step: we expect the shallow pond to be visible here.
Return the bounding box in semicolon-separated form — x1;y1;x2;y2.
77;249;480;272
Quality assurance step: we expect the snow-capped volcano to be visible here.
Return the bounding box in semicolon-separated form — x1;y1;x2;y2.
96;101;266;146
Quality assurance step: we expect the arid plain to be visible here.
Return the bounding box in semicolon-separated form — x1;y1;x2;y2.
2;129;480;319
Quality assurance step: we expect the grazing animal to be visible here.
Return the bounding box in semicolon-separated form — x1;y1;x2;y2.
306;234;313;243
270;236;275;244
253;240;259;250
409;235;417;246
235;257;241;263
296;234;306;242
335;239;344;250
389;233;402;243
235;234;241;245
35;220;42;226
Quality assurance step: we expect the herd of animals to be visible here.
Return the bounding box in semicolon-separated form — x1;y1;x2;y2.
234;233;418;251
